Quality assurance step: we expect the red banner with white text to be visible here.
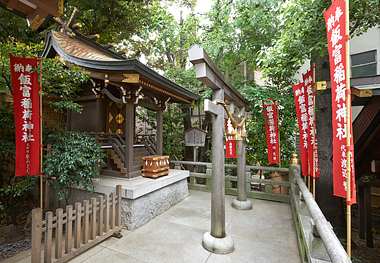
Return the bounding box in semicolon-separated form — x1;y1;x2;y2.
324;0;356;204
225;120;237;158
263;99;280;163
303;67;320;178
10;54;40;177
293;82;309;175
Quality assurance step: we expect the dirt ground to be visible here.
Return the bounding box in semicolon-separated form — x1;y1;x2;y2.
0;196;38;232
351;228;380;263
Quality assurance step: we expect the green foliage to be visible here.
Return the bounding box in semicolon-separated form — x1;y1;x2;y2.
0;175;37;219
360;174;378;185
63;0;152;45
0;8;42;44
43;131;107;202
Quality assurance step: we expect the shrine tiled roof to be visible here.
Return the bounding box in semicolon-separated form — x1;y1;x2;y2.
51;31;121;61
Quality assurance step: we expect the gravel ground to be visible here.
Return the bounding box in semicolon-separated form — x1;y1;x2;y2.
0;238;31;261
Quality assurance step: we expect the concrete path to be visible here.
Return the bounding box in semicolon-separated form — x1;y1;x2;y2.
7;190;301;263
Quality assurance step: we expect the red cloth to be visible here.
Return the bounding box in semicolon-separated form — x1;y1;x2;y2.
293;82;309;175
324;0;356;204
302;67;320;178
263;99;280;163
10;54;40;176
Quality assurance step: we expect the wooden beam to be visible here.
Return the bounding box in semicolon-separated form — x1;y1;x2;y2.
204;99;219;116
371;160;380;173
189;45;249;111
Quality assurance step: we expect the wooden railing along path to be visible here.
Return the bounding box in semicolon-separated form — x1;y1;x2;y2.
172;160;291;203
31;185;123;263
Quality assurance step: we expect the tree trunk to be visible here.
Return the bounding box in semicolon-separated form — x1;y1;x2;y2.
314;55;346;238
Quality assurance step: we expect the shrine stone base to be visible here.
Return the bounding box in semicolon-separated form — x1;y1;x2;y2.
202;232;235;254
232;199;252;210
45;169;189;230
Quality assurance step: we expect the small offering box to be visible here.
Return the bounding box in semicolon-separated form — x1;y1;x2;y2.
142;155;170;179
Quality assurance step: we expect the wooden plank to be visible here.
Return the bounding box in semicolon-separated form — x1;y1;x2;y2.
52;225;123;263
45;179;50;212
74;203;81;249
247;191;290;203
358;185;365;240
104;194;110;233
116;185;122;227
98;196;104;236
55;208;63;259
204;99;219;116
265;184;273;194
44;211;53;263
248;178;291;187
65;205;73;254
364;186;374;248
31;208;42;263
110;192;115;229
83;200;89;244
371;160;380;173
91;198;97;240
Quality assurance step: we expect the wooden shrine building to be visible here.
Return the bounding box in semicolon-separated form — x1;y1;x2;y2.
41;24;200;179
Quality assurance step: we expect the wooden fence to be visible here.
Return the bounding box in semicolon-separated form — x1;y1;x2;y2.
171;161;291;203
31;185;123;263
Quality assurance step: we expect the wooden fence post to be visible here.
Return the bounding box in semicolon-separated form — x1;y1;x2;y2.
55;208;63;259
110;192;115;229
65;205;73;254
116;185;122;227
98;195;104;235
74;202;81;249
83;200;90;244
31;208;42;263
44;211;53;263
104;194;110;233
91;198;97;240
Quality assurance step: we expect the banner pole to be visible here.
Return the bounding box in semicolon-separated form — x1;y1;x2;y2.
344;0;352;258
312;63;316;200
39;59;43;211
277;103;281;167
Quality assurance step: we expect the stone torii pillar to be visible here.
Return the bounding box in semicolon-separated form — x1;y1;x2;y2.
189;45;250;254
233;107;252;210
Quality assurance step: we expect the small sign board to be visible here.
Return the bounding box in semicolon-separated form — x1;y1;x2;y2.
185;127;206;147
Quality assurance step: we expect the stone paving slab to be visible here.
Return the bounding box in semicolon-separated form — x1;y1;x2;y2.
5;189;301;263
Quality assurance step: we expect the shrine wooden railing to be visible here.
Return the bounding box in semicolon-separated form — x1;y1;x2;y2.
171;160;291;203
136;134;156;155
31;185;123;263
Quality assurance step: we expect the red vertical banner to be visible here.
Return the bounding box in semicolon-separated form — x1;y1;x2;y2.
263;99;280;163
293;82;309;175
225;120;236;158
9;54;40;177
324;0;356;204
303;68;320;178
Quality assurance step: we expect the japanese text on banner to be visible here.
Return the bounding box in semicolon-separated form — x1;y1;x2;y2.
9;54;40;177
302;68;320;178
324;0;356;204
293;82;309;175
262;99;280;163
